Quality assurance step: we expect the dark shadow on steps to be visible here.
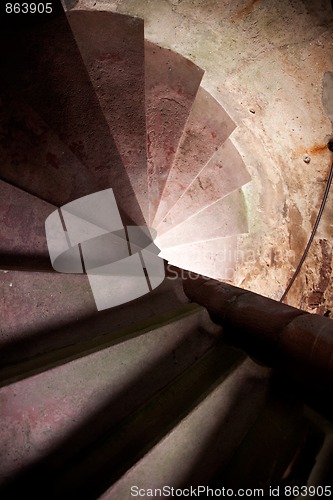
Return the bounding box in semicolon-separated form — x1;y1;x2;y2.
0;0;145;225
0;336;244;499
0;272;188;371
210;375;326;495
67;10;149;221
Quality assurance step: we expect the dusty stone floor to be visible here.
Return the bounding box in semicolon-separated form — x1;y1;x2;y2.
75;0;333;314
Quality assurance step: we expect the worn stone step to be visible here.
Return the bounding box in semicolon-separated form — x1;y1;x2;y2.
0;308;222;495
2;342;247;498
0;269;188;367
0;86;92;207
145;41;204;223
0;181;54;271
156;188;248;249
0;5;142;225
153;86;235;227
100;360;270;499
67;10;149;222
157;137;251;235
160;235;239;281
213;384;315;491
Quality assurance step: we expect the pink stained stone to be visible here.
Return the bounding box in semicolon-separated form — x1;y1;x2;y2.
145;41;204;224
153;87;235;226
157;138;251;235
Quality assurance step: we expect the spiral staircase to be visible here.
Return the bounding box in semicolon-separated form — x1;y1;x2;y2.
0;2;332;498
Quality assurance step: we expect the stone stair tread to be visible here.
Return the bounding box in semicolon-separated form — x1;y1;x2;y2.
145;41;204;223
5;341;245;498
160;235;239;281
0;86;92;207
0;308;220;490
0;7;143;225
153;86;236;226
105;359;270;499
157;138;251;234
67;10;149;222
0;269;188;366
215;387;310;491
156;189;248;248
0;181;54;271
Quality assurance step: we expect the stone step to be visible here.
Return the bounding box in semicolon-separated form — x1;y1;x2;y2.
0;181;54;271
0;86;91;207
157;137;251;235
0;6;142;225
4;342;246;498
67;10;149;222
160;235;239;281
145;41;204;223
105;360;270;499
156;188;248;248
0;269;188;367
0;309;223;496
213;384;314;491
153;86;235;227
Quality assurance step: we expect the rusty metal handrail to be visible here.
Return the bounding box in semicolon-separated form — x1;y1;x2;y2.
183;274;333;419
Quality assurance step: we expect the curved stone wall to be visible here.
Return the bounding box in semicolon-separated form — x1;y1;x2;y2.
76;0;333;313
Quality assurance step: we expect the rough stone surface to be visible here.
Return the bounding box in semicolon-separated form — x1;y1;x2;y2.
156;188;248;248
103;359;271;499
0;86;88;207
145;41;203;223
0;309;219;485
153;86;236;226
76;0;333;313
0;182;54;271
67;10;149;221
0;268;188;365
0;7;144;225
157;137;251;234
